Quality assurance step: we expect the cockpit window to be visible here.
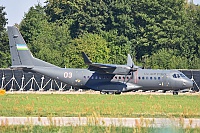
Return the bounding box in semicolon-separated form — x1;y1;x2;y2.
173;74;177;78
173;73;186;78
180;74;186;77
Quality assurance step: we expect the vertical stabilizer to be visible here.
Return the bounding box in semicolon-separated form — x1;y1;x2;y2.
7;26;58;68
8;26;34;66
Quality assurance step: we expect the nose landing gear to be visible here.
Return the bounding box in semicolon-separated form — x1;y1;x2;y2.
100;91;122;95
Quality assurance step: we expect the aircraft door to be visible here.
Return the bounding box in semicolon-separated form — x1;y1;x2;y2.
74;70;84;87
133;71;138;84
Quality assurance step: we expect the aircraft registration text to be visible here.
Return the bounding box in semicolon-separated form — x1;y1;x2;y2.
64;72;72;78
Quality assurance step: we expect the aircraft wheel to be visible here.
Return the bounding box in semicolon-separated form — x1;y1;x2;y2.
100;91;106;95
115;92;121;95
108;92;114;95
173;91;178;95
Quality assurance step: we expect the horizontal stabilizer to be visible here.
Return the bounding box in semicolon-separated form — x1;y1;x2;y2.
10;65;34;69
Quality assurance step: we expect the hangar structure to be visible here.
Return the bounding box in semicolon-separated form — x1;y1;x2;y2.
0;68;199;92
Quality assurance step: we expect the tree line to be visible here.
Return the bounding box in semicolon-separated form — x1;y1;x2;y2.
0;0;200;69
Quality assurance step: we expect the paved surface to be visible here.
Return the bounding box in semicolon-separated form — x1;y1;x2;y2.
0;117;200;128
4;90;200;95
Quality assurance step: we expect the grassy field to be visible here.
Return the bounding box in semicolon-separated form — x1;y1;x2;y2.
1;125;200;133
0;94;200;118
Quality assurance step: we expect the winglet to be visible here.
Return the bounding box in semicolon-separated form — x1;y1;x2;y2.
82;52;92;65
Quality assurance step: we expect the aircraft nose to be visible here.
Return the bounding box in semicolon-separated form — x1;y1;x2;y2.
183;79;193;88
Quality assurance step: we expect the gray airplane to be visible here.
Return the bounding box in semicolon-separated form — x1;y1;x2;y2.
7;26;193;95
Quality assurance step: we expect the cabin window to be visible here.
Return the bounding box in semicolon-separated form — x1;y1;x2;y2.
88;76;90;78
99;76;101;79
142;77;145;80
84;76;86;79
115;76;117;79
123;77;125;79
150;77;152;80
158;77;161;80
95;76;98;79
119;76;121;79
127;77;129;80
173;74;177;78
146;77;148;80
138;77;141;80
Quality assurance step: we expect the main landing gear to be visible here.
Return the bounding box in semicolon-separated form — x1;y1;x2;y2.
100;91;121;95
173;91;179;95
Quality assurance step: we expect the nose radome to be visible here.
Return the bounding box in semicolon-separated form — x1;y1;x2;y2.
183;79;193;88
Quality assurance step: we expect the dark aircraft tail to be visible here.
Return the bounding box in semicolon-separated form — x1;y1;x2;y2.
7;26;59;69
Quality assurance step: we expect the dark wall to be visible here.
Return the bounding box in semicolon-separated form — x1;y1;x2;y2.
0;69;70;91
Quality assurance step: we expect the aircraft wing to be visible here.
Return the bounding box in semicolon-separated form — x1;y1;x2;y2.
82;52;133;75
87;63;118;74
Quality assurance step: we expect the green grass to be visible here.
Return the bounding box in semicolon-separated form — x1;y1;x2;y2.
0;94;200;118
1;125;200;133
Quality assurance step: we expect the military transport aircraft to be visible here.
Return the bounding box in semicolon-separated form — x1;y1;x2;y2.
7;26;193;95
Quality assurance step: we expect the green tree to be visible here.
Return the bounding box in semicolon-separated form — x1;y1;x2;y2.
20;4;48;46
29;23;71;67
65;33;110;68
102;30;132;64
147;49;189;69
20;4;72;67
18;0;200;69
0;6;10;68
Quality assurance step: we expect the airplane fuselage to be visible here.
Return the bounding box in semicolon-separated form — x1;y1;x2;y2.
31;67;193;93
7;26;194;95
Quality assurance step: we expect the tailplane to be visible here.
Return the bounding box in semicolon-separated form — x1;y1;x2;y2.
7;26;58;68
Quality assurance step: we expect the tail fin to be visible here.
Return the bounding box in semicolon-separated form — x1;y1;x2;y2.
7;26;58;68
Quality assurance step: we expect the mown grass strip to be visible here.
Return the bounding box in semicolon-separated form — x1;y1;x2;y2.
0;94;200;118
1;125;200;133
